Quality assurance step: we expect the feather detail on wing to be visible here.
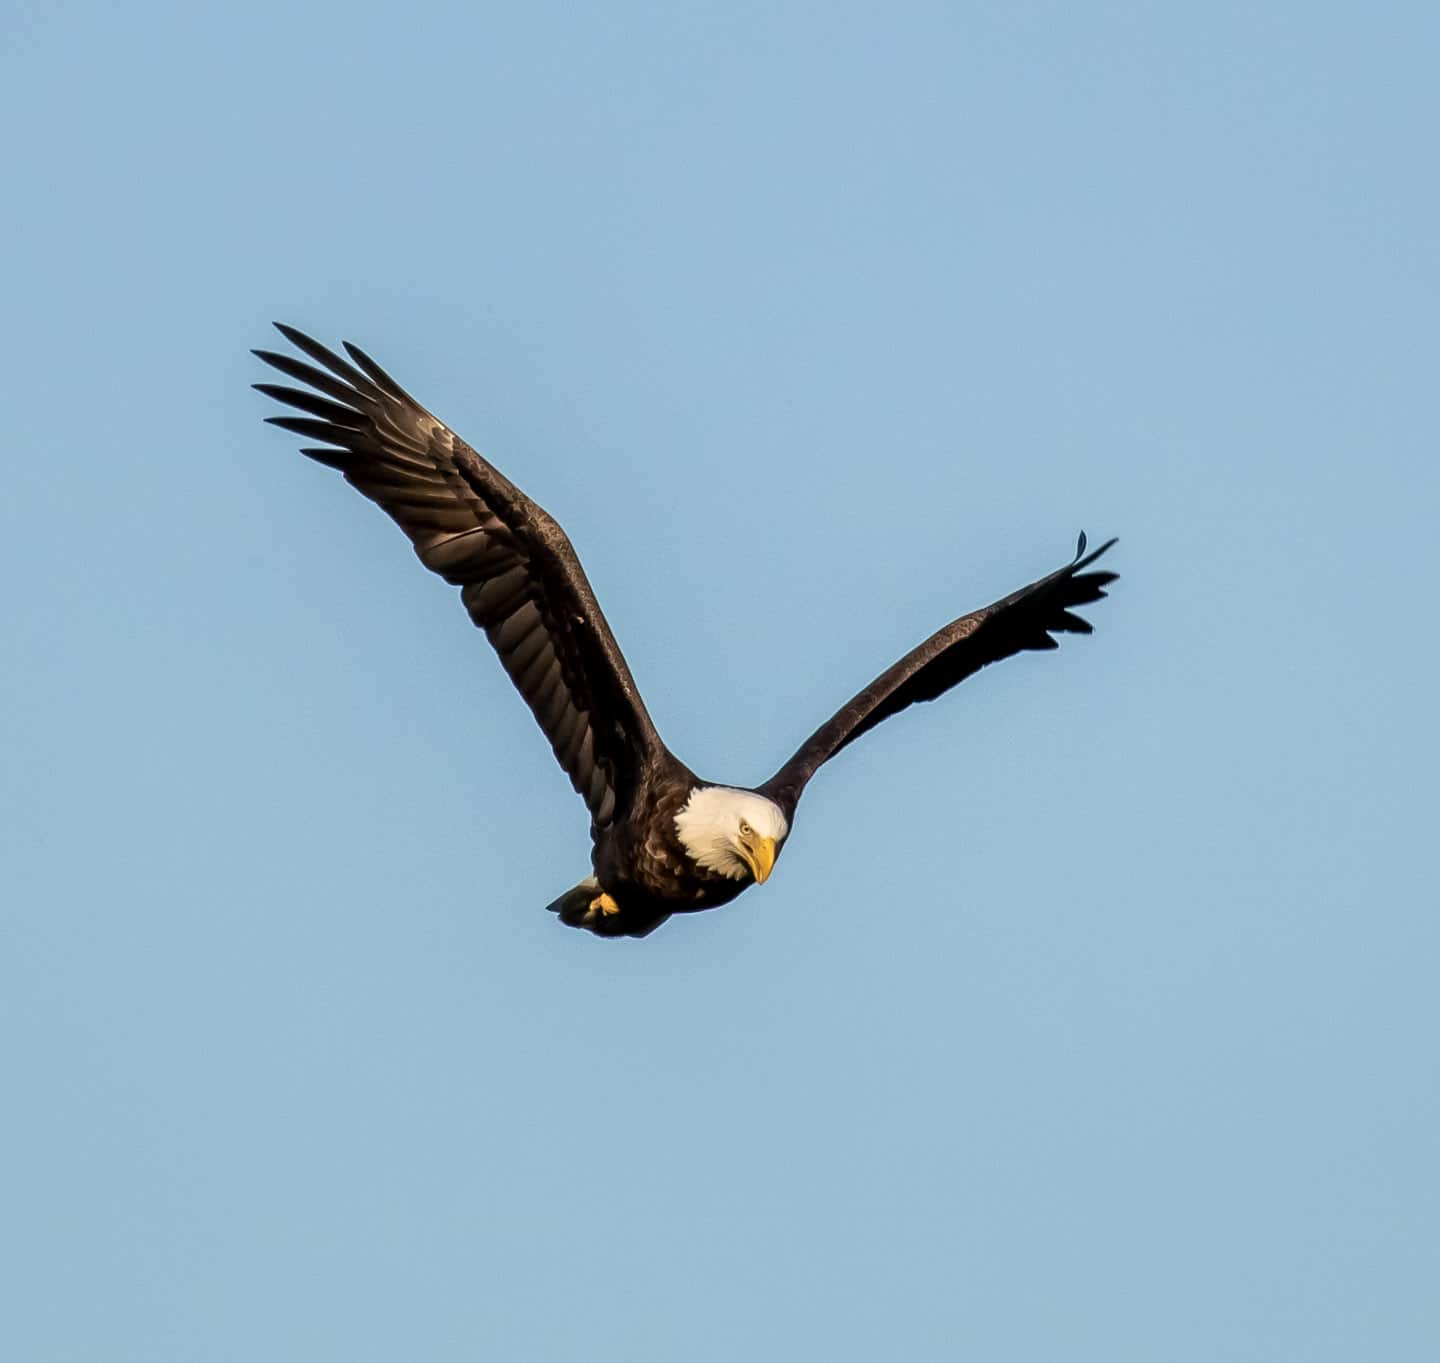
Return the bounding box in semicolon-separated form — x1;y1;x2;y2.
759;534;1118;812
254;324;661;826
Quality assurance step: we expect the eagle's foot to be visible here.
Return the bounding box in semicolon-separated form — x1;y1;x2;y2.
585;891;621;923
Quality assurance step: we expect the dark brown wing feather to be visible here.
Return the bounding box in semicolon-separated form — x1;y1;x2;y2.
254;324;663;827
759;535;1118;812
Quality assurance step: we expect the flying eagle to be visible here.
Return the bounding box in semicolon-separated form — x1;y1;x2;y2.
254;325;1117;938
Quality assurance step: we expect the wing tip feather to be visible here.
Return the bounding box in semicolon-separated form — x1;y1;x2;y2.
1073;531;1119;568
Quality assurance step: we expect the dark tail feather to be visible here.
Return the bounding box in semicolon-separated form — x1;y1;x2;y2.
546;877;602;928
544;877;669;939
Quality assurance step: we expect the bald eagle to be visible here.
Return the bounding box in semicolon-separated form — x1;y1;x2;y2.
254;325;1117;938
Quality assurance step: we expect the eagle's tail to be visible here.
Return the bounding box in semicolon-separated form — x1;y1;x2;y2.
545;877;605;929
544;877;670;939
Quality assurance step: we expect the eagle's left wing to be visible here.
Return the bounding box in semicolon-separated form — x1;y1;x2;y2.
253;325;665;828
758;535;1117;813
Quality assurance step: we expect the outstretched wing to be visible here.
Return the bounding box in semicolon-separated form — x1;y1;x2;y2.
254;324;663;827
759;535;1118;812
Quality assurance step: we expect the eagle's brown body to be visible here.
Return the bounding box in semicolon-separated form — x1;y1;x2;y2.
569;767;758;937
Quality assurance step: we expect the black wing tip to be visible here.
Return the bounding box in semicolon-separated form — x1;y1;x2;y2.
255;322;389;400
257;323;416;408
1074;530;1119;559
272;320;313;345
251;348;293;373
341;338;415;403
252;346;307;369
1039;531;1119;640
262;415;316;435
1072;531;1119;576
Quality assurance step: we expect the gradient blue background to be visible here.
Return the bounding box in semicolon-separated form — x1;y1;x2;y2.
4;3;1437;1359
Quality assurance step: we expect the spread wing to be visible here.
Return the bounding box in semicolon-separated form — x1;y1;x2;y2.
253;324;663;827
759;535;1118;812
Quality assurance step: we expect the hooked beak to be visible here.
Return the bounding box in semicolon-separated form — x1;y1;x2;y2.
743;835;777;885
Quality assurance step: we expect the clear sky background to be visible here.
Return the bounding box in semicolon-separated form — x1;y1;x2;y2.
3;3;1437;1359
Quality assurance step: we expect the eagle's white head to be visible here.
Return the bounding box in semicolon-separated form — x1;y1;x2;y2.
674;786;790;883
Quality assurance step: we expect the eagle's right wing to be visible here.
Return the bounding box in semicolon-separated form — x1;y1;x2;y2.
254;324;664;827
759;535;1118;813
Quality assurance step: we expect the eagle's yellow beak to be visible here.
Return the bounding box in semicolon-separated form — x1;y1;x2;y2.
743;835;777;885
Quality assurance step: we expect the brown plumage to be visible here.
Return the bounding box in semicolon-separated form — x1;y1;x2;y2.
254;325;1118;938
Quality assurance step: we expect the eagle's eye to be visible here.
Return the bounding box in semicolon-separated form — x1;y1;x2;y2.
739;821;753;838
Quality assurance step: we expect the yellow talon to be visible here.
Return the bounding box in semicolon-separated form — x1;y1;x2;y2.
587;891;621;919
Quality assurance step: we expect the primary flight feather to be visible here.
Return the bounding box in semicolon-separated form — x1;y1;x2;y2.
254;325;1117;938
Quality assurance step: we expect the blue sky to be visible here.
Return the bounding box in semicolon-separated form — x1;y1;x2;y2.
3;2;1437;1359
